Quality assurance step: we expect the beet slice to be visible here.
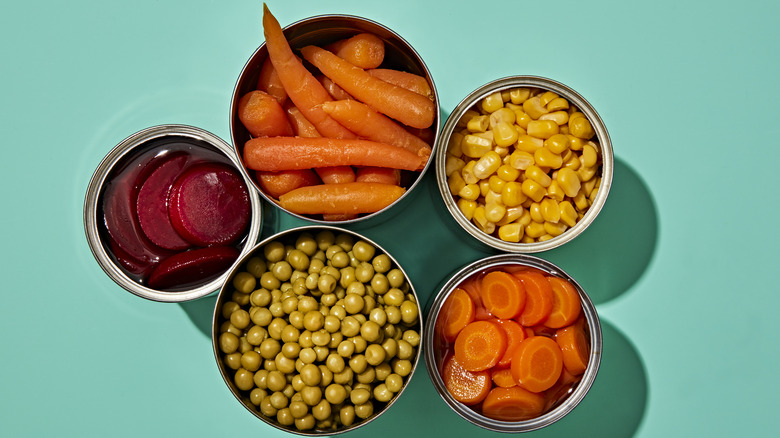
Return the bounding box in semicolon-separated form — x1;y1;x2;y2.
168;163;251;246
136;154;192;250
147;246;240;290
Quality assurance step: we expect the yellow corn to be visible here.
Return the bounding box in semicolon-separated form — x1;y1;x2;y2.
583;176;600;197
489;107;516;127
479;221;496;235
559;201;577;227
496;164;520;182
498;223;523;242
501;181;526;207
546;180;565;202
497;206;525;226
582;143;599;168
525;221;546;238
522;95;549;119
494;145;510;158
589;186;600;201
521;179;546;203
569;113;595;139
457;198;478;220
544;134;570;155
514;110;532;129
562;153;581;171
516;208;532;227
521;235;535;243
527;120;559;139
544;221;568;236
529;202;543;223
515;135;544;153
573;189;589;211
479;179;490;197
473;130;494;143
508;150;535;170
560;125;569;135
462;135;492;158
485;203;506;223
456;109;480;129
539;91;559;107
458;183;480;201
461;160;478;184
473;151;502;179
510;88;531;104
525;165;552;187
515;124;527;136
466;114;490;133
556;167;581;197
567;135;584;151
561;149;573;164
534;147;563;169
500;90;511;102
539;111;569;126
447;131;464;157
473;205;487;228
546;97;570;112
481;92;504;114
447;171;466;195
493;121;519;147
488;175;506;193
445;155;465;177
540;198;560;223
485;189;502;206
577;164;597;182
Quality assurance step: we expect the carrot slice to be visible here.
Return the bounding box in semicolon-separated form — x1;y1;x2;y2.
555;324;590;376
300;44;435;129
491;367;517;388
262;5;355;139
480;271;526;319
355;166;401;185
439;288;475;342
243;136;425;172
367;68;433;98
544;277;582;329
513;271;554;326
237;90;294;137
256;169;321;199
256;57;287;103
481;386;546;421
441;354;491;405
511;336;564;393
454;320;507;372
325;32;385;69
278;182;405;216
494;319;527;368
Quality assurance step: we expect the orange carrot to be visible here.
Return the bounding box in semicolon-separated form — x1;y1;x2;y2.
491;367;517;388
355;166;401;185
481;386;546;421
320;99;432;159
317;166;356;185
494;319;527;368
278;182;405;216
284;102;321;138
480;271;526;319
441;354;491;406
243;136;425;172
300;44;436;129
555;324;589;376
318;75;354;101
256;169;320;198
439;287;475;342
544;277;582;329
454;320;507;372
367;68;433;98
511;336;563;393
256;57;287;103
325;32;385;69
513;271;554;326
237;90;294;137
405;126;435;145
262;5;355;139
460;276;493;321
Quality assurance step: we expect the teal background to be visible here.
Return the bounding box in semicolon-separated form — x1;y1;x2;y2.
1;0;777;436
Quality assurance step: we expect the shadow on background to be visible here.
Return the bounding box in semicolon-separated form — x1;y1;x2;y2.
365;319;647;438
545;158;658;304
180;295;217;338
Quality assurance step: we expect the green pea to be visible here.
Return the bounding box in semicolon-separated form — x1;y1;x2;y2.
337;340;354;358
370;273;389;295
241;350;262;372
339;266;356;288
298;296;318;313
375;362;392;381
354;402;374;419
332;367;353;385
221;301;240;319
230;309;250;330
260;396;277;417
259;338;281;359
346;281;366;297
403;330;420;347
324;383;347;404
250;387;267;406
298;331;314;349
288;310;304;330
384;288;405;306
269;391;289;409
300;363;321;387
301;385;322;407
234;368;254;391
266;370;286;392
289;400;309;419
328;332;343;349
299;347;317;364
260;271;281;291
232;271;257;294
386;373;404;393
331;251;350;269
295;233;318;256
281;342;301;359
291;374;305;392
373;383;393;402
253;369;269;389
344;293;364;314
250;289;272;307
330;305;346;320
312;399;332;421
340;405;356;427
246;256;267;277
350;387;370;405
272;261;293;282
400;300;419;324
360;320;381;343
219;332;239;354
295;413;315;431
351;335;367;354
355;262;374;283
224;352;242;370
351;240;375;262
381;338;398;359
372;254;392;273
341;316;361;337
365;344;386;366
321;293;337;307
275;352;296;374
311;329;331;347
286;249;310;272
397;339;414;360
316;230;335;251
356;366;375;384
386;268;405;288
303;310;324;332
325;353;345;373
349;354;368;374
318;365;333;386
318;274;337;294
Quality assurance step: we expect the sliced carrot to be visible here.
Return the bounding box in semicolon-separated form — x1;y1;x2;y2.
325;32;385;69
256;57;287;103
300;44;436;129
511;336;563;393
441;354;491;406
439;287;475;342
491;367;517;388
320;99;432;159
367;68;433;98
459;276;492;321
243;136;425;172
318;75;353;101
555;324;589;376
494;319;527;368
480;271;526;319
454;320;507;372
481;386;546;421
355;166;401;185
513;271;554;326
237;90;294;137
278;182;405;216
544;277;582;329
256;169;321;199
284;102;321;138
262;5;355;139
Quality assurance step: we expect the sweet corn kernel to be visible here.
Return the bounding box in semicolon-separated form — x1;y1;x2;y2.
522;95;549;119
525;221;546;238
561;149;573;164
473;205;487;227
480;179;491;197
562;153;581;171
546;97;570;112
521;179;546;203
501;182;526;207
488;175;506;193
527;120;559;139
517;209;532;227
497;206;525;226
544;134;570;155
494;145;510;158
544;221;568;236
500;90;511;102
559;201;577;227
496;164;520;182
567;135;584;151
540;198;560;223
521;235;535;243
514;110;532;129
508;150;535;170
485;203;506;223
445;155;465;177
583;176;600;196
473;130;494;143
573;190;589;210
560;125;569;135
539;111;569;126
462;135;492;158
529;202;543;223
577;164;597;182
447;171;466;195
458;183;480;201
525;165;552;187
456;109;480;129
546;180;565;202
473;151;502;179
538;234;555;242
510;88;531;104
489;107;516;127
481;92;504;114
556;167;581;198
485;190;502;206
582;143;599;168
515;135;544;153
569;113;595;139
457;198;478;220
539;91;559;107
589;186;600;201
447;131;464;156
498;223;523;243
493;121;519;147
479;221;496;235
515;124;527;136
534;147;563;169
467;115;490;133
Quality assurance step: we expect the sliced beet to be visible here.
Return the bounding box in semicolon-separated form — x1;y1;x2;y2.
168;163;251;246
146;246;240;290
136;154;192;250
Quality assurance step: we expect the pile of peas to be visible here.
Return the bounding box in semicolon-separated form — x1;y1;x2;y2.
216;229;421;433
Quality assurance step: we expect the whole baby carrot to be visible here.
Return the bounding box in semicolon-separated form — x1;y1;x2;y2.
278;182;405;215
237;90;294;137
325;32;385;69
318;75;353;101
243;136;425;172
367;68;433;98
300;45;436;129
256;57;287;103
